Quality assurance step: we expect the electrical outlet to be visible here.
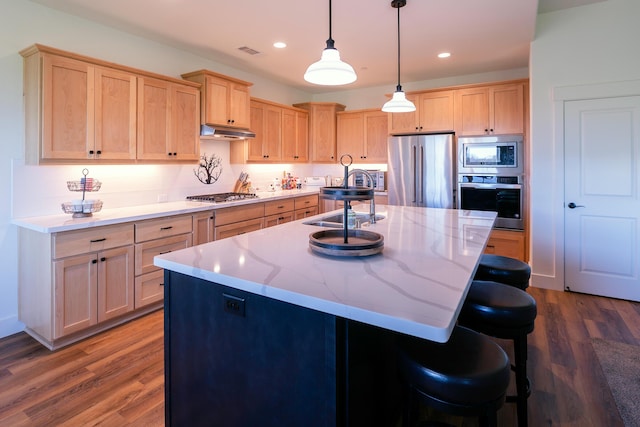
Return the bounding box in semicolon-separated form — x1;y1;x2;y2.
157;193;168;203
223;294;245;317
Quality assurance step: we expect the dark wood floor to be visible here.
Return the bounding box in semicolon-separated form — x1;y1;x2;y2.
0;287;638;426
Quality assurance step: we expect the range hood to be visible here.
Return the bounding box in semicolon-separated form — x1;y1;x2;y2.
200;124;255;140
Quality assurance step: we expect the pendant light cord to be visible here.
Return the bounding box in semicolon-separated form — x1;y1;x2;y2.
395;4;402;92
326;0;335;49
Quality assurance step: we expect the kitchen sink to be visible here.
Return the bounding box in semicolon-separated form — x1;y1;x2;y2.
303;213;385;228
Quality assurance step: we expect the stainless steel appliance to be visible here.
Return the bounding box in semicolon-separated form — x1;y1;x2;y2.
458;135;523;175
353;170;385;191
457;175;524;230
387;133;455;208
186;192;258;203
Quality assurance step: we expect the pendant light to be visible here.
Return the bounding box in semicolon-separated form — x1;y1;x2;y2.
304;0;357;86
382;0;416;112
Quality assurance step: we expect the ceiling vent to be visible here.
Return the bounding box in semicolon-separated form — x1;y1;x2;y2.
238;46;260;55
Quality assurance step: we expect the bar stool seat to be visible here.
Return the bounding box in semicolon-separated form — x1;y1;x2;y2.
396;326;511;427
474;254;531;290
458;280;537;427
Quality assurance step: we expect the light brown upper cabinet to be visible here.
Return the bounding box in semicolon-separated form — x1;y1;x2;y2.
455;83;525;136
293;102;345;163
137;77;200;162
281;108;309;163
388;90;455;134
337;109;388;163
230;99;308;164
22;50;137;162
20;44;201;164
181;69;252;130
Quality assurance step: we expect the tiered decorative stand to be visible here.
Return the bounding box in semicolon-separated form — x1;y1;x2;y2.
61;168;103;218
309;155;384;257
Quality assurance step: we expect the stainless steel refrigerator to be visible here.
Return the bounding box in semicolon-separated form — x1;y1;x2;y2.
387;133;455;208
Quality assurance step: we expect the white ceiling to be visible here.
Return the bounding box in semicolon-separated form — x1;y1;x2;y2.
29;0;606;94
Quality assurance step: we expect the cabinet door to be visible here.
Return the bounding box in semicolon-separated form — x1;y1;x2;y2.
229;82;251;129
337;112;364;160
193;211;215;245
295;111;309;162
98;245;134;322
363;111;388;163
387;93;419;134
137;77;171;160
490;83;524;135
203;75;231;127
309;104;339;162
263;104;282;161
455;87;490;136
171;84;200;161
41;54;93;160
54;253;98;338
418;91;454;133
247;101;267;161
94;67;137;160
281;108;297;162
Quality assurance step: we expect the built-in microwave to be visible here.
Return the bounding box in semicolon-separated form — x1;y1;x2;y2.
457;135;524;175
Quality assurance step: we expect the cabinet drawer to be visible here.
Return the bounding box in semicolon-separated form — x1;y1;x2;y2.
135;233;193;276
135;269;165;308
484;229;525;261
294;206;318;220
214;218;264;240
294;195;318;210
53;223;134;259
135;215;193;243
264;199;295;216
264;212;295;228
215;204;265;227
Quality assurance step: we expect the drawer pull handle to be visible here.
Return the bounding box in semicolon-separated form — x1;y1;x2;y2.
90;238;106;243
160;283;164;286
159;250;172;255
160;226;173;231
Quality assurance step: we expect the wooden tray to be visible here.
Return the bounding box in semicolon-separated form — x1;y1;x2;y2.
309;229;384;257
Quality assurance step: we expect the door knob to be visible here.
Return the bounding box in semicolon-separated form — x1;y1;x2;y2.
567;202;585;209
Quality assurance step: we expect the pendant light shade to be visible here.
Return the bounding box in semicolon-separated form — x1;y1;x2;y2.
382;0;416;113
304;0;357;86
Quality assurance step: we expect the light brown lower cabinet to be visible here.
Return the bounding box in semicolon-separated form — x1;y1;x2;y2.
484;229;526;261
53;245;134;338
134;215;193;308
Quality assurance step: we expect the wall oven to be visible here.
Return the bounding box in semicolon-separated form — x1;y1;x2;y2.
457;175;524;230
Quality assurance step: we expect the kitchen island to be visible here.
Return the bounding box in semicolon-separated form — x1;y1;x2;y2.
154;205;496;427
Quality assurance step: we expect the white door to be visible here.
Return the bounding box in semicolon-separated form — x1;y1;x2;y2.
564;96;640;301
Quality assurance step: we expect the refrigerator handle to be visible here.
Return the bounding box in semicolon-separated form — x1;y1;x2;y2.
419;145;424;205
412;145;417;203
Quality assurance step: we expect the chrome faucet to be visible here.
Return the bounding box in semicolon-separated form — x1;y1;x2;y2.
347;169;376;224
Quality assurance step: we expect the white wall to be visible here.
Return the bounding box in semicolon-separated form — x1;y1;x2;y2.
529;0;640;290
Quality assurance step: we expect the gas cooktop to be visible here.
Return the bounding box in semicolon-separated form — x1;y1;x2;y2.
186;192;258;203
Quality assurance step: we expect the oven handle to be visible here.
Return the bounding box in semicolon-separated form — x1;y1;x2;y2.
458;183;522;190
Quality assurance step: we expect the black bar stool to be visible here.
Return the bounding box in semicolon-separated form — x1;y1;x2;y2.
458;280;537;427
395;326;511;427
474;254;531;290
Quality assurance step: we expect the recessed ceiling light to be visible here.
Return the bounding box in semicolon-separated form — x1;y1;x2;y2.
438;52;451;58
273;42;287;49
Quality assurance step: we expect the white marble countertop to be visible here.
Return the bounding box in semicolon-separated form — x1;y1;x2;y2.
154;205;497;343
12;188;320;233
